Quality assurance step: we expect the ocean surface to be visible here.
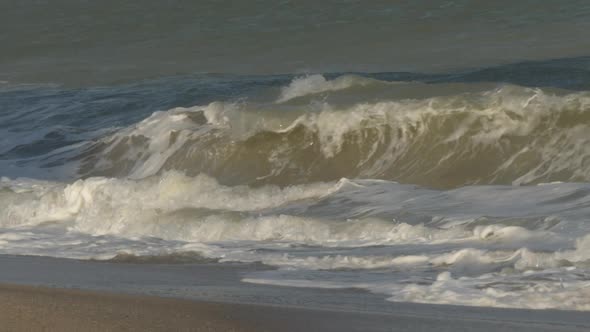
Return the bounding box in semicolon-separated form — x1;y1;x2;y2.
2;0;590;311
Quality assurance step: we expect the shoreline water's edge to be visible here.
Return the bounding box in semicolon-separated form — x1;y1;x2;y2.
1;255;590;332
1;282;588;332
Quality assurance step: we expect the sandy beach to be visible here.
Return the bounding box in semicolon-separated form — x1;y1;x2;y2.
1;255;590;332
2;283;588;332
0;283;501;332
1;284;250;332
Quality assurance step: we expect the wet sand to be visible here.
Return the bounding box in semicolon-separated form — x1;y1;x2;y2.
1;255;590;332
4;283;586;332
0;283;476;332
1;284;249;332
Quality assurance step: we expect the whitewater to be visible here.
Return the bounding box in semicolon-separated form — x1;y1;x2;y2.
2;70;590;311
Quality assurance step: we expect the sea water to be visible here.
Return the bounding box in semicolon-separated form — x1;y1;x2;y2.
2;0;590;311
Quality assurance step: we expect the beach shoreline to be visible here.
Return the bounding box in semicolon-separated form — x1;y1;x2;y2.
1;282;585;332
0;283;250;332
1;255;590;332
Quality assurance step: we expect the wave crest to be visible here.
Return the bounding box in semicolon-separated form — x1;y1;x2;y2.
72;80;590;188
277;74;379;102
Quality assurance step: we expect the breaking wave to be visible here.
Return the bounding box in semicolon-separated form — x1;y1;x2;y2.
73;76;590;188
3;169;590;310
4;73;590;311
277;74;380;102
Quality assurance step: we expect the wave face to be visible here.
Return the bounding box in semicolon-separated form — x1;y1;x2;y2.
69;76;590;188
3;70;590;311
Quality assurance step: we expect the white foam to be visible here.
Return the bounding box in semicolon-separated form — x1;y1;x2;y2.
3;158;590;312
277;74;378;102
0;173;584;248
0;172;335;231
384;270;590;310
242;243;590;311
94;107;206;179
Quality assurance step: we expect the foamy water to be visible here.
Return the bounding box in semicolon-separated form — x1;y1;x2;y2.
2;172;590;310
3;68;590;311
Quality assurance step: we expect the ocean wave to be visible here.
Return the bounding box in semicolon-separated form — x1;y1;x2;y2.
3;170;590;310
0;173;581;248
243;236;590;311
0;171;335;230
277;74;380;102
71;78;590;188
0;174;467;245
